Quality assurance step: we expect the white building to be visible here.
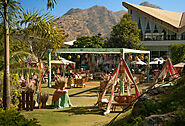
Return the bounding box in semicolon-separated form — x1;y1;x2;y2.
123;2;185;58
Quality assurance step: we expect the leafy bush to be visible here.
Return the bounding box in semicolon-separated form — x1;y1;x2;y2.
0;108;40;126
165;109;185;126
111;77;185;126
170;44;185;64
0;72;22;108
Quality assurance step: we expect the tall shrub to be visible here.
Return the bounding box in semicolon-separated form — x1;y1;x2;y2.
170;44;185;65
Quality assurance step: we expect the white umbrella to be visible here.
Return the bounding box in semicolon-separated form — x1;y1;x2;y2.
131;59;146;65
174;62;185;68
51;58;75;65
150;57;164;65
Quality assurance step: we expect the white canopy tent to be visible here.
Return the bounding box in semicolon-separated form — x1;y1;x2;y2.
47;48;150;87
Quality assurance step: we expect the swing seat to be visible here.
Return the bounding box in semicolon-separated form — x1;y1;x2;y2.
112;95;135;111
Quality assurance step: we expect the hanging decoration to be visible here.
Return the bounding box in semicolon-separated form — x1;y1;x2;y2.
77;55;80;59
68;55;71;59
135;56;138;61
145;56;148;60
57;56;61;60
140;56;144;60
85;54;88;58
128;56;132;61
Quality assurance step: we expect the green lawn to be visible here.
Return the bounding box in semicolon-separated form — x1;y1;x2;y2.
22;81;119;126
1;80;151;126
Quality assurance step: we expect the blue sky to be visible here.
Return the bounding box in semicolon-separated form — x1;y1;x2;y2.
22;0;185;18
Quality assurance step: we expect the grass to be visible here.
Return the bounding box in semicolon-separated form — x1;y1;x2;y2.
0;80;151;126
21;81;118;126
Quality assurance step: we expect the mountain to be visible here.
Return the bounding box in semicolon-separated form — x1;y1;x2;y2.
140;1;161;9
53;5;127;41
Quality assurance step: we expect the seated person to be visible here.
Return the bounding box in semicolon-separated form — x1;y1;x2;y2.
52;76;72;108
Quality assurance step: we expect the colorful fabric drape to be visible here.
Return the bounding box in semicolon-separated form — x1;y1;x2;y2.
155;58;180;84
104;62;120;115
101;59;140;115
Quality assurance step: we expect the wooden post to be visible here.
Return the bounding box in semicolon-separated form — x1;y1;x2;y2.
22;91;25;110
26;91;29;111
30;91;34;111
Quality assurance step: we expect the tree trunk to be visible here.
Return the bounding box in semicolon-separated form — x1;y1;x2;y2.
3;0;11;109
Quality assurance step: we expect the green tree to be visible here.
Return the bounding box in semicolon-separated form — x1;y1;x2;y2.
2;0;57;109
71;33;105;48
16;10;66;61
170;44;185;64
2;0;22;109
105;14;141;49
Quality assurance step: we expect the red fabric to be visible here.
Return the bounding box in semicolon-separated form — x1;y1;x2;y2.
57;67;60;74
100;62;119;100
105;63;120;113
122;60;140;98
60;65;63;71
71;64;75;69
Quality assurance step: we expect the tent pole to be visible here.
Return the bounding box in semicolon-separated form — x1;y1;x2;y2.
147;52;150;82
120;77;124;94
120;61;124;94
47;49;52;87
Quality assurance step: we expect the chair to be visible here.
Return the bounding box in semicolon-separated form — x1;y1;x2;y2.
67;78;75;88
76;78;86;88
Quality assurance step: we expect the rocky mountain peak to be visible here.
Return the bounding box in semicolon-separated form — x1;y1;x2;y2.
54;5;127;41
140;1;161;9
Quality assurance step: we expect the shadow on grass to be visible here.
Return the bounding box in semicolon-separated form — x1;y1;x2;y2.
70;95;97;97
54;106;104;115
69;87;99;97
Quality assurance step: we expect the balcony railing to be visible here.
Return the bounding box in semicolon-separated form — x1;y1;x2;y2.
141;35;185;41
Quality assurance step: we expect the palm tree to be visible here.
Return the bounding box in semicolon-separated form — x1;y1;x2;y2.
2;0;22;109
3;0;57;109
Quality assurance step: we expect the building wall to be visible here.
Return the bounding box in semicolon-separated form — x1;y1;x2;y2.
128;9;185;59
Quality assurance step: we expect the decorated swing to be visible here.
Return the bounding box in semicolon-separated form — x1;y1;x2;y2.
97;58;140;115
153;57;180;88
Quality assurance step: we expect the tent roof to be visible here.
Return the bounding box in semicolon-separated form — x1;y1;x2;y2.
123;2;185;33
54;48;150;54
51;58;75;65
